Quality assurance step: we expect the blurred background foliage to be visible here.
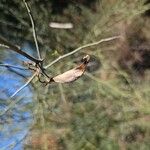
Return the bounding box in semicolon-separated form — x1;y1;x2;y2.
0;0;150;149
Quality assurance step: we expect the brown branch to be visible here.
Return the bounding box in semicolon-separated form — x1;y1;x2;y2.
0;63;28;70
0;36;42;64
45;35;121;69
4;66;28;78
22;0;42;59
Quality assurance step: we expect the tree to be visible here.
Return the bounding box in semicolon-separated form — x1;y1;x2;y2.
0;0;150;149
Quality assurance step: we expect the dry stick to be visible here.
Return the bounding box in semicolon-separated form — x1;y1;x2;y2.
22;0;42;60
0;43;9;48
45;35;121;69
10;73;36;98
0;36;42;64
6;66;27;78
0;64;28;70
0;73;36;116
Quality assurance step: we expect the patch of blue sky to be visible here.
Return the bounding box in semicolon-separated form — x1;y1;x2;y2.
0;71;33;100
0;42;35;149
0;129;29;150
0;114;32;150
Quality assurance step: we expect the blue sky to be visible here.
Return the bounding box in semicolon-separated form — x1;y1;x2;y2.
0;42;36;150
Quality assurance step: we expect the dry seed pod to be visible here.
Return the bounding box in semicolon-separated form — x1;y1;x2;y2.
50;55;90;83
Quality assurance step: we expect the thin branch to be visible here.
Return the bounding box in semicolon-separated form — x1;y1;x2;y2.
22;0;42;60
10;73;36;98
0;36;42;63
0;63;28;70
5;67;27;78
0;43;9;48
45;35;121;69
0;73;36;116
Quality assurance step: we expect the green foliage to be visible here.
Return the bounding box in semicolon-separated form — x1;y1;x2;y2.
0;0;150;149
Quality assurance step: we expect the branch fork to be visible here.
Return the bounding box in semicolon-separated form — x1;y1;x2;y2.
0;0;121;116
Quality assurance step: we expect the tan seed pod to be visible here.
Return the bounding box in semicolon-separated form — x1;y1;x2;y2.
51;55;90;83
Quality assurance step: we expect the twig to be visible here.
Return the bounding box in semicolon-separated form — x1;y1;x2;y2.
0;73;36;116
10;73;36;98
45;35;121;69
0;63;28;70
0;36;42;64
5;66;28;78
22;0;42;60
0;43;9;48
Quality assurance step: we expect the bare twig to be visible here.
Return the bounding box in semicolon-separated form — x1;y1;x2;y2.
5;66;28;78
0;63;28;70
10;73;36;98
22;0;42;60
0;73;36;116
0;36;42;64
0;43;9;48
45;35;121;69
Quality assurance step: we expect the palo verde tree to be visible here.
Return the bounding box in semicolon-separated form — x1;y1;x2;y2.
0;0;150;149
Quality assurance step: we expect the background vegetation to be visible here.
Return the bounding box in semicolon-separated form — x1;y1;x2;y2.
0;0;150;149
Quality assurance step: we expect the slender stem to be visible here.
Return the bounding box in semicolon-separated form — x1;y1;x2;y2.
22;0;42;60
4;67;27;78
0;63;28;70
10;73;36;98
0;73;36;116
0;36;42;63
0;43;9;48
45;35;121;69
